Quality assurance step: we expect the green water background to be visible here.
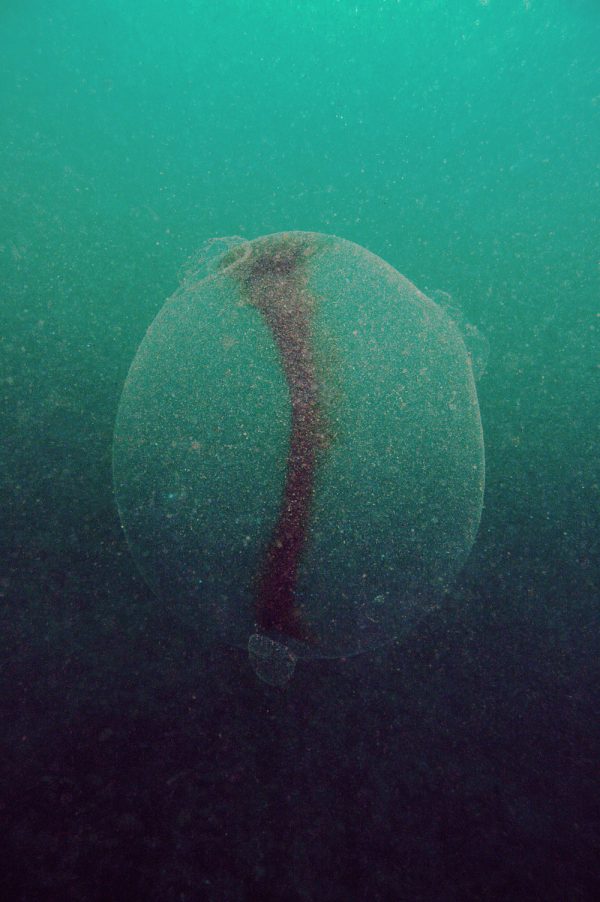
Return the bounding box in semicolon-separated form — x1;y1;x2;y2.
2;0;597;593
0;1;598;898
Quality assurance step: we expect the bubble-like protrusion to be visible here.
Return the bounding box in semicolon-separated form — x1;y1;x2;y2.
178;235;248;288
427;289;489;380
248;634;297;687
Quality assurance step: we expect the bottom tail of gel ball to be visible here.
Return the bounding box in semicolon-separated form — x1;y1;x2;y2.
248;634;297;688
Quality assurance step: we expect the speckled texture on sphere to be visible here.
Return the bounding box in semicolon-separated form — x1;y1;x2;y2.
113;232;485;661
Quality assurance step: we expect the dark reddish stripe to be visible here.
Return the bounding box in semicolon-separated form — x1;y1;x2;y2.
255;293;321;641
243;248;324;643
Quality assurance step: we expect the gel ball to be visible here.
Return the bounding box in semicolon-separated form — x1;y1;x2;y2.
113;232;485;684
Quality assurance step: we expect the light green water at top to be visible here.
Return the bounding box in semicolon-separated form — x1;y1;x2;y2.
0;0;597;658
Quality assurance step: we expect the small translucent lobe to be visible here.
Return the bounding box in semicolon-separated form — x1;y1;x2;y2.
178;235;247;287
248;634;298;687
426;289;489;380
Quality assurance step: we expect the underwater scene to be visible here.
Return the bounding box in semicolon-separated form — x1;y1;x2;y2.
1;1;598;900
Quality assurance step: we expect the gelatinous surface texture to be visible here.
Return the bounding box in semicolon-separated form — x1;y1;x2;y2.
113;232;485;660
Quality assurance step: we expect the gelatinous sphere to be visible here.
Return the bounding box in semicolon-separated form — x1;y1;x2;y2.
113;232;485;684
